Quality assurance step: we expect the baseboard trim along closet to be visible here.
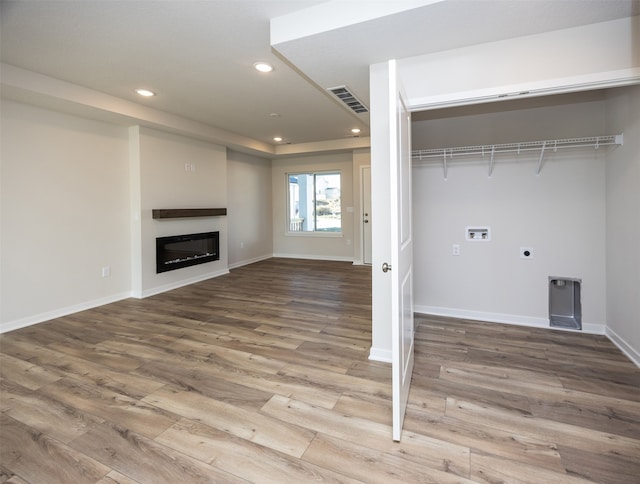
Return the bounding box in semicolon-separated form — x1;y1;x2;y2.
606;326;640;368
368;347;392;363
414;305;606;335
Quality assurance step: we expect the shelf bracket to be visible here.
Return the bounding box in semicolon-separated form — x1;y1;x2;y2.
488;145;495;177
443;150;448;180
536;141;546;175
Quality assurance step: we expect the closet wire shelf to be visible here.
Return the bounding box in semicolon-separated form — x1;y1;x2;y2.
412;134;623;178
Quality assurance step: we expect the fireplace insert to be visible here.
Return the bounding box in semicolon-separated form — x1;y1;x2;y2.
156;231;219;273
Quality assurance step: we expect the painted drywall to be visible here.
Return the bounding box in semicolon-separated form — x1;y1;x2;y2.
271;152;354;261
399;15;640;108
131;127;228;297
605;84;640;364
1;100;131;331
412;95;608;331
227;149;273;268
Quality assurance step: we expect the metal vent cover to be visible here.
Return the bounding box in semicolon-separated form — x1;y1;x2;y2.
327;85;368;114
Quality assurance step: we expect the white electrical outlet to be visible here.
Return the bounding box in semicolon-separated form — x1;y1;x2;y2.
520;247;534;259
101;266;111;277
452;244;460;256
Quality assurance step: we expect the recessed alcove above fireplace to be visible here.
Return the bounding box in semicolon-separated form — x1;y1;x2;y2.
156;231;220;273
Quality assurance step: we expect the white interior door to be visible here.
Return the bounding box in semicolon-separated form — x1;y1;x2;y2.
362;165;372;265
389;60;414;442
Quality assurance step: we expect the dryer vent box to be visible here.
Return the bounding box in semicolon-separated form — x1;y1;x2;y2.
549;277;582;330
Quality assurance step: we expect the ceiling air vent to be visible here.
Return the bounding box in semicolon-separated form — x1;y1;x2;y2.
327;85;368;114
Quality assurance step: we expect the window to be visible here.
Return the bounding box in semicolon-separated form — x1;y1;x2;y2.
287;172;341;233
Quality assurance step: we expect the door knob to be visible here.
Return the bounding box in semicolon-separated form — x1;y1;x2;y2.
382;262;391;273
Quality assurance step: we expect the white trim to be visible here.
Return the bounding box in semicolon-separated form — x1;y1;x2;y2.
136;269;229;299
272;253;353;263
407;69;640;112
284;232;343;238
228;254;272;270
369;346;392;363
0;292;131;334
414;305;606;335
606;327;640;368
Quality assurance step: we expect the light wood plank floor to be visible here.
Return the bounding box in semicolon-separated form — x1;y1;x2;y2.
1;258;639;483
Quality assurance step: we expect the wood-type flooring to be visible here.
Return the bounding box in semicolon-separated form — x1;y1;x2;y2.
1;258;639;483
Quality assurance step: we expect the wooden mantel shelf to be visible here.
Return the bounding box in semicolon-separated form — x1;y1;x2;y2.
152;208;227;219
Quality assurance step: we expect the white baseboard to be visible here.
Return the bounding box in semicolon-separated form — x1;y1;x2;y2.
228;254;272;270
606;326;640;368
369;347;392;363
137;268;230;298
414;305;606;335
272;253;354;263
0;291;131;334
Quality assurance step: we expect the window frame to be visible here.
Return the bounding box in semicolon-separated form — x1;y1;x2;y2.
285;170;343;237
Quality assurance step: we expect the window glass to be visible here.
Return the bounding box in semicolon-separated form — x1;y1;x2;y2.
288;172;341;233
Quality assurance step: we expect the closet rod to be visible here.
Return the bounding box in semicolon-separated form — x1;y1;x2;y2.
412;134;623;161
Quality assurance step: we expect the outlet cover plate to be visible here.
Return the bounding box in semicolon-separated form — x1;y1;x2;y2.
520;247;534;259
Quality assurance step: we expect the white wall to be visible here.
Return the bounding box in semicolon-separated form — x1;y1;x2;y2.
131;127;229;297
1;100;131;331
271;152;354;261
400;15;640;109
412;95;608;332
227;149;273;268
605;84;640;364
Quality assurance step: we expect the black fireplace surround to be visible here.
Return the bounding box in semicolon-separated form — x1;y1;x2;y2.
156;231;219;273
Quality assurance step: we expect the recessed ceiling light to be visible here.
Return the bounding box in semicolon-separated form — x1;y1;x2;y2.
135;88;156;97
273;136;283;142
351;128;361;134
254;62;274;73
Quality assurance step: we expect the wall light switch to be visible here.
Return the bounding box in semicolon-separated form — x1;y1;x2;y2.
452;244;460;256
101;266;111;278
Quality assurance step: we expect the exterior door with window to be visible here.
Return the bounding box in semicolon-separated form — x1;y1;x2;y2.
362;165;372;265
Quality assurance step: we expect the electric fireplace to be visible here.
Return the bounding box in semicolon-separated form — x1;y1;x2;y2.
156;231;219;273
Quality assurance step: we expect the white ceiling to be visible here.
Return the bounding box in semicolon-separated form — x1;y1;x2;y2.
1;0;638;153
